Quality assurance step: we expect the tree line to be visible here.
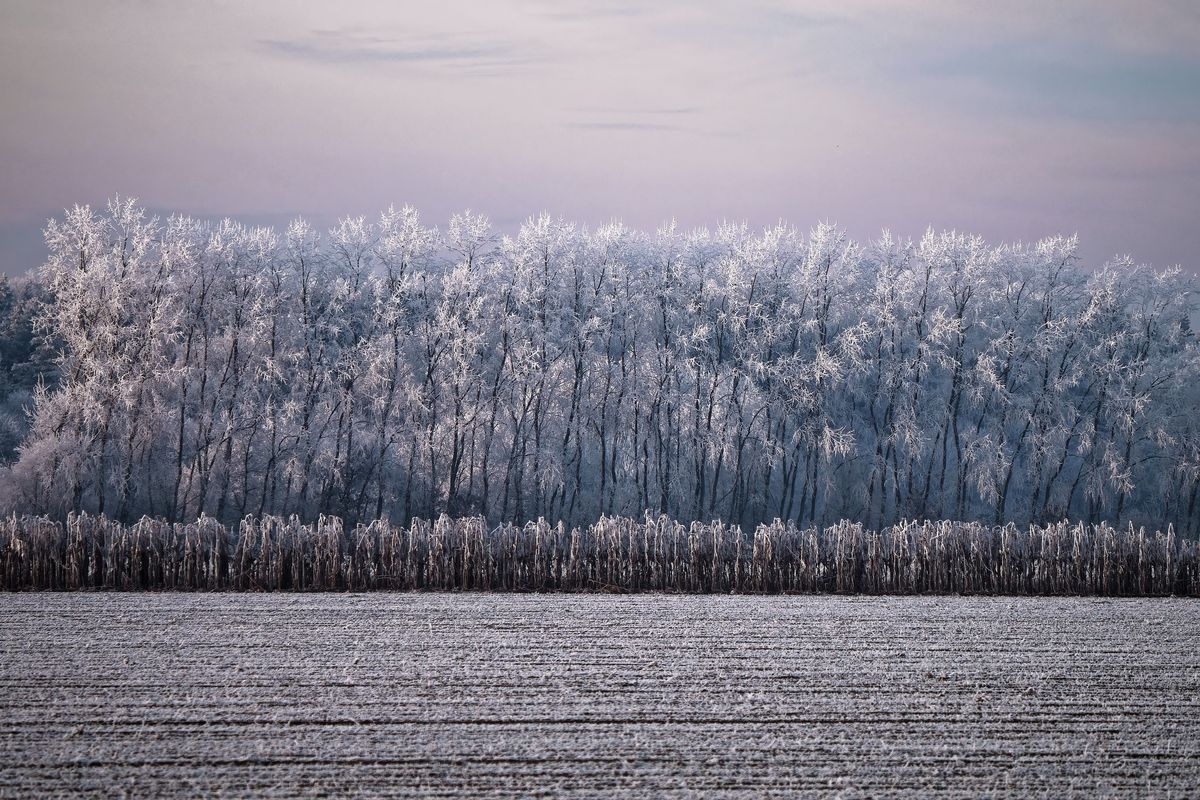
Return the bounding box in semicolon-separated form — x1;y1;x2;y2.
0;198;1196;534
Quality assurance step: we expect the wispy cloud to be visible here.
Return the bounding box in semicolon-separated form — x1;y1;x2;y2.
529;0;645;23
565;121;683;132
886;34;1200;124
571;106;701;116
564;106;704;134
714;3;1200;125
537;6;644;23
260;29;546;73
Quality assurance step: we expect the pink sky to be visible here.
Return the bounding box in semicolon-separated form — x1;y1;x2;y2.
1;0;1198;275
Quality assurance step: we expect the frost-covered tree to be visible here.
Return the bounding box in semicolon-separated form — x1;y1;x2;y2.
0;275;55;464
2;200;1196;535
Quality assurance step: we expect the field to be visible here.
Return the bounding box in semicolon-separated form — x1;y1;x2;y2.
1;595;1197;798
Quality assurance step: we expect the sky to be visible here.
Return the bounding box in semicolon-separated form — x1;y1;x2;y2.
1;0;1198;276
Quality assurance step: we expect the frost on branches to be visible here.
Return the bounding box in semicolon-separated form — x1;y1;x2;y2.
1;198;1197;534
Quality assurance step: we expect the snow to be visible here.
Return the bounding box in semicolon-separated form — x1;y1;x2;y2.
1;594;1197;797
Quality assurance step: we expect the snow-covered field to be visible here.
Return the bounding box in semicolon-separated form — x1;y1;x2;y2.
1;595;1197;798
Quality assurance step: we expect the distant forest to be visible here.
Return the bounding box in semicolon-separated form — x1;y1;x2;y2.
0;199;1196;535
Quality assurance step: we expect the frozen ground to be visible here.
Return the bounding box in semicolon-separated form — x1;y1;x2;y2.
0;595;1197;798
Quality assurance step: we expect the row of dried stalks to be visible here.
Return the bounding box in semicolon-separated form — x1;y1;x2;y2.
1;514;1195;595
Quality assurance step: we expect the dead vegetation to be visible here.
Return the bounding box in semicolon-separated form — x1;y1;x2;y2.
2;514;1195;594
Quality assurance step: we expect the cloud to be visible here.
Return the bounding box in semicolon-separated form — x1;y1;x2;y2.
260;29;546;73
714;2;1200;125
569;105;701;116
535;5;644;23
564;121;683;132
900;40;1200;123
